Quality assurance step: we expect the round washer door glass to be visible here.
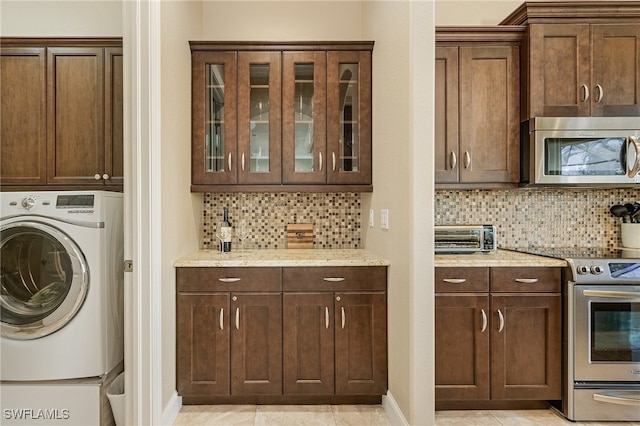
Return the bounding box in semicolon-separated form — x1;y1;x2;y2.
0;221;89;340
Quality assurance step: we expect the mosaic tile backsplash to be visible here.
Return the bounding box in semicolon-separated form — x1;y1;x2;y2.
435;188;640;249
203;193;361;250
202;188;639;251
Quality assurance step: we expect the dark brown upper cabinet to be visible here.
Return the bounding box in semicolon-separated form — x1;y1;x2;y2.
0;38;123;191
500;1;640;119
190;42;374;193
435;28;523;189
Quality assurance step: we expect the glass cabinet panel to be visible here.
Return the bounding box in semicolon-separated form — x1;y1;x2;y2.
206;64;225;172
250;64;270;172
238;51;281;184
338;63;359;172
294;63;316;173
282;51;326;185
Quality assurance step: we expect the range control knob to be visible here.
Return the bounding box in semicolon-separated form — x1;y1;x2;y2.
21;197;36;211
577;265;589;275
590;265;604;275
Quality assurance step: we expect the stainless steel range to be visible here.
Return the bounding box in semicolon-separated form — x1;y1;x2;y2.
525;247;640;421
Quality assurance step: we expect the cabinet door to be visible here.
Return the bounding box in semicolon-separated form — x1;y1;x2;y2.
282;51;327;184
591;24;640;117
283;293;335;395
231;292;282;395
490;294;561;400
459;46;519;184
434;47;459;184
335;292;387;395
237;52;282;184
192;51;237;185
0;47;47;185
326;50;372;185
104;47;123;185
435;294;490;401
529;24;591;117
177;293;230;396
47;47;105;185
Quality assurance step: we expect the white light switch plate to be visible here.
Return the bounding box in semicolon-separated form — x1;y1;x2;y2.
381;209;389;230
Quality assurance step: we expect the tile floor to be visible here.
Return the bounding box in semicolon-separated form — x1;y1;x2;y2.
174;405;640;425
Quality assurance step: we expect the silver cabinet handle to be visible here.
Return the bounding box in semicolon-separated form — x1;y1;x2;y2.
463;151;471;169
442;278;466;284
480;309;487;333
218;278;241;283
449;151;457;169
219;308;224;330
102;173;110;180
332;152;336;171
241;152;245;171
593;391;640;407
235;307;239;330
319;151;323;171
323;277;345;282
595;84;603;103
497;309;504;332
341;306;345;329
583;290;640;299
627;136;640;178
515;278;539;284
581;84;590;102
228;153;232;171
94;174;102;180
325;307;329;329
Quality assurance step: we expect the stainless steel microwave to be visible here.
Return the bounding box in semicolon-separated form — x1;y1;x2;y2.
521;117;640;187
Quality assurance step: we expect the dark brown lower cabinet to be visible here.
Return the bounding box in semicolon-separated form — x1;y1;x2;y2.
435;266;561;406
177;265;388;403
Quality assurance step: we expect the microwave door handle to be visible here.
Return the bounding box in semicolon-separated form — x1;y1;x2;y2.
627;136;640;178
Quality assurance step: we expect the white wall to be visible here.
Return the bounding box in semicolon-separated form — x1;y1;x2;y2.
435;0;521;25
160;0;203;411
0;1;122;36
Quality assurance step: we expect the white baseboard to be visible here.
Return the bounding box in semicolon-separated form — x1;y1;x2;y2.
382;391;409;426
162;391;182;426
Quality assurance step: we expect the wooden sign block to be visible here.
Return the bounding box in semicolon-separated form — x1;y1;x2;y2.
287;223;314;248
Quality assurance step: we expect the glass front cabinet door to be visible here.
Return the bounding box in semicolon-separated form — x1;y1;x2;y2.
191;42;373;191
327;50;372;185
192;51;237;185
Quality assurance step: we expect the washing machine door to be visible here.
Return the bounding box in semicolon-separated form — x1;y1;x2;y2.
0;220;89;340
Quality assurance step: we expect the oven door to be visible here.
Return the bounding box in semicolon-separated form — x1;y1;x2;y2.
573;284;640;382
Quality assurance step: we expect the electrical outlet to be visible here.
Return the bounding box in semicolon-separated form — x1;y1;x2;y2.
369;209;374;227
381;209;389;230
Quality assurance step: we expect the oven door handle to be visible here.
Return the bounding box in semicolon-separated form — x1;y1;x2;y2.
593;391;640;407
582;289;640;299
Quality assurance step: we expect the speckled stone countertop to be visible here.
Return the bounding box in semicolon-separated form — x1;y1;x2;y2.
174;249;391;268
435;249;567;267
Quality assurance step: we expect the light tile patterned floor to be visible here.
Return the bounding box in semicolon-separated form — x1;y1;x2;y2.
174;406;640;425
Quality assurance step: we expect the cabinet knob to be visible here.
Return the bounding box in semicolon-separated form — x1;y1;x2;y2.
497;309;505;332
94;174;101;180
449;151;457;170
102;173;110;180
463;151;471;169
480;309;487;333
332;152;336;172
319;152;323;171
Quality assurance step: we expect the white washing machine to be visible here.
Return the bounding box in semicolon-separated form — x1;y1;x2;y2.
0;191;124;381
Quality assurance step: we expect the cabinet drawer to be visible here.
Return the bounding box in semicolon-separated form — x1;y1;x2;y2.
176;267;282;292
435;267;489;293
283;266;387;291
491;267;560;293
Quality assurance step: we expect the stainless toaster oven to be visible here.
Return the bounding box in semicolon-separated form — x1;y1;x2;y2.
435;225;497;253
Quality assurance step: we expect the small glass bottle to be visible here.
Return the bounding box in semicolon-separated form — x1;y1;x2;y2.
220;207;232;252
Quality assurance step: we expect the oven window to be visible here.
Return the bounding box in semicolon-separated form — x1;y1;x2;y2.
545;137;625;176
591;302;640;362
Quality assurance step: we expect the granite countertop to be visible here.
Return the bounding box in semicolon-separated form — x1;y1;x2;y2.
174;249;391;267
435;249;567;268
